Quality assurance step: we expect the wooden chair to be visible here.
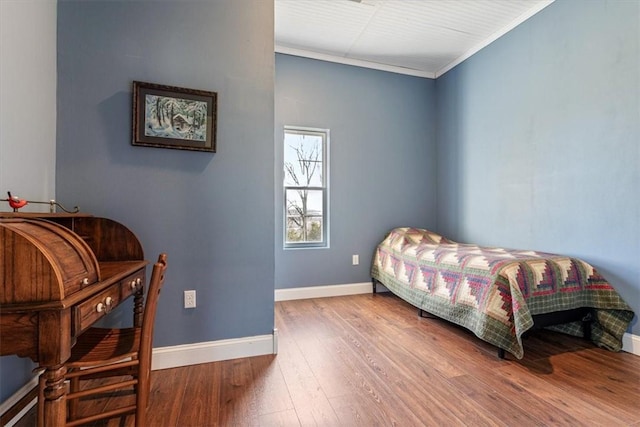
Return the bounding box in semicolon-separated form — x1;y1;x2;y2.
38;253;168;427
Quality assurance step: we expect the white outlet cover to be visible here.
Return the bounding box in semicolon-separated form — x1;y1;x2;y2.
184;290;196;308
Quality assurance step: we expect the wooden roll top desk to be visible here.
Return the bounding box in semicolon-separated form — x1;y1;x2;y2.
0;213;148;426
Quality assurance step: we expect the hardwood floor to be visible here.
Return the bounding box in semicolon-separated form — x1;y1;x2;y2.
18;293;640;426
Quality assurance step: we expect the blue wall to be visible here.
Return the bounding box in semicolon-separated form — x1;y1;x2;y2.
56;0;275;347
275;54;437;288
436;0;639;334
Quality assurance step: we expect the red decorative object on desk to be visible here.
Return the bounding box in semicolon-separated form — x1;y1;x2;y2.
5;191;28;211
1;190;79;213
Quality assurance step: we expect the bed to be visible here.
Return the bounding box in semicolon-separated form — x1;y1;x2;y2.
370;227;635;359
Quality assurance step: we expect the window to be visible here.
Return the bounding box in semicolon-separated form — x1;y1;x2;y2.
283;126;329;248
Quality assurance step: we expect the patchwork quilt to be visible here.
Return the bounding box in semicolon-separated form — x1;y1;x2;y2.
371;227;635;359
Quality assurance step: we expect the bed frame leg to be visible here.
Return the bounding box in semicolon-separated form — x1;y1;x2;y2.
497;348;505;359
372;279;377;294
418;309;436;319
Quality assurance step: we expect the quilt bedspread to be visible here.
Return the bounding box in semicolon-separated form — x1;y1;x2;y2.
371;227;634;359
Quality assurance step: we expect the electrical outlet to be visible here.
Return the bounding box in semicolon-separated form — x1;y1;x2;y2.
184;290;196;308
352;254;359;265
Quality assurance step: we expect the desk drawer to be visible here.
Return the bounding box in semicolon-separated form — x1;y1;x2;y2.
72;270;145;336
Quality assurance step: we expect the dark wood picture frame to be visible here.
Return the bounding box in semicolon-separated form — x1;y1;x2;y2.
132;81;217;152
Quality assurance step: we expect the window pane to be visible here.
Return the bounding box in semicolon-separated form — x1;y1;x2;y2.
285;188;324;243
284;132;323;187
285;215;323;243
304;216;323;242
285;189;323;216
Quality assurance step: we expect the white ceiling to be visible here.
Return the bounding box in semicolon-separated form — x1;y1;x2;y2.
275;0;554;78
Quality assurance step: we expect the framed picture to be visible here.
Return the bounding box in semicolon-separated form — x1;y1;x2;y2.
132;81;217;152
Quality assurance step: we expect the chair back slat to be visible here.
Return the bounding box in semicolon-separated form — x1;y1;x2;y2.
139;253;167;365
136;253;167;426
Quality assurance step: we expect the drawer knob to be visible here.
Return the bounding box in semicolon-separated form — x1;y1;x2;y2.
82;277;90;286
131;277;143;290
96;302;105;313
105;296;113;306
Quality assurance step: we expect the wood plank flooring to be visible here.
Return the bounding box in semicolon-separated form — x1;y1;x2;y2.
17;292;640;426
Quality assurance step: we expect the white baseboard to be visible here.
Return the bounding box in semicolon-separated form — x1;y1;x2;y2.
622;332;640;356
275;282;376;301
151;331;277;371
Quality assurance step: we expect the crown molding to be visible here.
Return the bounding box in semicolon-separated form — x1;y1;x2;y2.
275;45;436;79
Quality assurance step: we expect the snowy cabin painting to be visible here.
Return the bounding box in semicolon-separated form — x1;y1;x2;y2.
144;94;208;142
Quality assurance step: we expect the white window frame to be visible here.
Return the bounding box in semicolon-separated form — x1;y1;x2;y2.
283;126;329;249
